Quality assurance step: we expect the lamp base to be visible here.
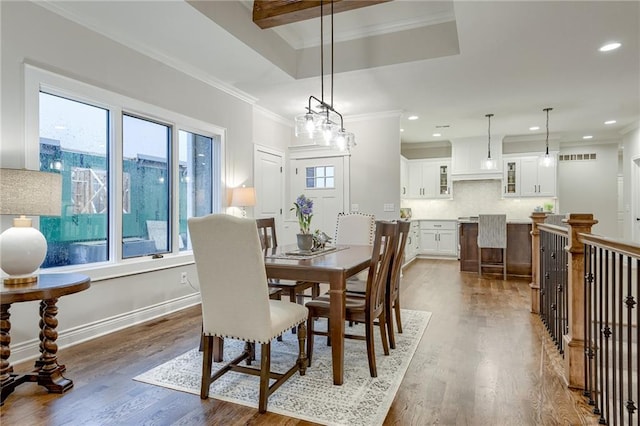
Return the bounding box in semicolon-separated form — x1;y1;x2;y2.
3;275;38;285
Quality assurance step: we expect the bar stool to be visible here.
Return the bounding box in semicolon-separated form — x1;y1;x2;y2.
477;214;507;280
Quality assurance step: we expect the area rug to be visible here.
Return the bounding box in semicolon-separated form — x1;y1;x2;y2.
134;309;431;426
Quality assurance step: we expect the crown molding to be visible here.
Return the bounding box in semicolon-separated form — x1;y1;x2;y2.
253;104;292;127
345;109;403;123
38;1;257;105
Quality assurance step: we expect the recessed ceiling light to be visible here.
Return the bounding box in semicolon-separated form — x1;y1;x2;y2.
432;133;441;137
54;125;66;130
400;128;404;132
407;115;419;121
604;120;617;125
583;135;593;140
529;126;540;131
599;42;621;52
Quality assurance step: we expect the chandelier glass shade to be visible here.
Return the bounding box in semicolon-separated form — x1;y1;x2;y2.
293;1;355;151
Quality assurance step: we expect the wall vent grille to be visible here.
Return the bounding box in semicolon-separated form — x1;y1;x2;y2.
559;153;597;162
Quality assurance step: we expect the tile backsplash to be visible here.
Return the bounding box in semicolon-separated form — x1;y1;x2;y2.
401;180;556;220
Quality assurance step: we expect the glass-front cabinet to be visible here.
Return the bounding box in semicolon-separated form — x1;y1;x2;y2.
502;154;556;197
407;159;452;199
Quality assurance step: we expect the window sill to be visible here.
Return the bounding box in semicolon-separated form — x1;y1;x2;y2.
35;252;195;283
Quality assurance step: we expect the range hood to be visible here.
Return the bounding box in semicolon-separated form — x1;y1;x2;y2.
450;136;503;181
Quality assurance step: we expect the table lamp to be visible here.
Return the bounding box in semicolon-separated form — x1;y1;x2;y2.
0;168;62;284
230;186;256;217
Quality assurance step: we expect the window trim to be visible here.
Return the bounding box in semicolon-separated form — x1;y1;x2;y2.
24;64;226;280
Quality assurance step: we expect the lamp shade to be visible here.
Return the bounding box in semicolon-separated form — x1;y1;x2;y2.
0;168;62;215
0;169;62;283
230;186;256;208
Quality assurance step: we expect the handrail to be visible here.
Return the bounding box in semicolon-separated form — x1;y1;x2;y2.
538;223;569;237
578;232;640;259
532;211;640;425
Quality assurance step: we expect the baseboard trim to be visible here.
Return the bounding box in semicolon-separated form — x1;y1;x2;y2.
10;293;202;365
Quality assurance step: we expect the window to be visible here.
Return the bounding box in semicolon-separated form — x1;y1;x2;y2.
306;166;335;189
39;92;109;267
122;114;171;258
178;130;219;251
33;69;224;270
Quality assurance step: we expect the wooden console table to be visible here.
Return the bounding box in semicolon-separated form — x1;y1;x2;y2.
0;273;91;405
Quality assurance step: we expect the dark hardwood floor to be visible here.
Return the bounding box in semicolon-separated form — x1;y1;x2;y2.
1;259;599;425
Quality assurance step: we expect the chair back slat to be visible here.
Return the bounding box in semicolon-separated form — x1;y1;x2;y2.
188;214;272;342
256;217;278;249
366;221;398;318
388;221;410;301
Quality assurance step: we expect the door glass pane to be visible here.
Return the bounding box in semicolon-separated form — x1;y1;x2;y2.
178;129;216;251
39;92;109;267
122;114;170;258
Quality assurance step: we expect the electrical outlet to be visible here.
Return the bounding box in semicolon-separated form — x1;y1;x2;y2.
180;272;188;285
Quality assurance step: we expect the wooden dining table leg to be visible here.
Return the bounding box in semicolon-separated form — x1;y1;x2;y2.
328;271;346;385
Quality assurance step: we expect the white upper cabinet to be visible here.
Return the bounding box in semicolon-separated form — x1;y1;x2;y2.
407;159;452;199
503;154;557;197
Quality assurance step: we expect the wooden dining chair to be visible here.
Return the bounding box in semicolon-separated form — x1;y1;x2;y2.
306;220;398;378
256;217;320;305
346;220;410;349
188;213;308;414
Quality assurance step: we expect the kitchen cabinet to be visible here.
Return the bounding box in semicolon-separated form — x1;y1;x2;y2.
407;159;452;199
403;221;420;265
419;220;457;257
503;154;556;197
401;156;409;198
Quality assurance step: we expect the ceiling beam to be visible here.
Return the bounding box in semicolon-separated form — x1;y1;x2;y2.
252;0;391;29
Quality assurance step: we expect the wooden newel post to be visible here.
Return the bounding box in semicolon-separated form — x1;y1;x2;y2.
562;213;597;390
529;212;547;314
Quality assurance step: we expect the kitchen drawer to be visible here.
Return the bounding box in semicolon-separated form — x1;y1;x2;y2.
420;220;456;231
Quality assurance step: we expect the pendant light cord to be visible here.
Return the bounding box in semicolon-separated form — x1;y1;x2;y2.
544;107;552;156
331;0;334;108
320;0;324;104
485;113;493;159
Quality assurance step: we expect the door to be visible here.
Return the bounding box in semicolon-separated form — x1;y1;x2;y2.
290;156;346;237
520;157;539;196
437;230;457;256
254;147;284;227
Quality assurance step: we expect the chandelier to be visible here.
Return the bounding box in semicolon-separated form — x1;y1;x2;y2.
481;113;497;170
540;107;554;167
294;0;355;151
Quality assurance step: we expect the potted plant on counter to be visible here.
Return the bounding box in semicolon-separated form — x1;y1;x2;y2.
291;194;314;251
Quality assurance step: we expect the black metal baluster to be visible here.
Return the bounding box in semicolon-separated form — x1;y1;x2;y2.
585;244;595;406
625;254;636;425
603;249;611;424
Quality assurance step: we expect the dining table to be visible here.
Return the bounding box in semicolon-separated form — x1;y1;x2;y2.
263;244;373;385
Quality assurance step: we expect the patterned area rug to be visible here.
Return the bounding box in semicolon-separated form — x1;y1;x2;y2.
134;309;431;426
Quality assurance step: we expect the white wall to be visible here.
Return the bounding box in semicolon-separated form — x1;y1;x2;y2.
0;2;286;361
622;124;640;240
558;143;620;237
346;113;401;221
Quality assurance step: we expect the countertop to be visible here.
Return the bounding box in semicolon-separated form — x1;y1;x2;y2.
405;217;532;224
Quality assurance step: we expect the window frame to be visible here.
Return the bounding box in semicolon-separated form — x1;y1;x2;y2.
24;64;226;281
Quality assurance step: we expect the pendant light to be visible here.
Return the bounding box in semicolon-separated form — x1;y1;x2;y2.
481;113;497;170
540;107;554;167
293;0;355;151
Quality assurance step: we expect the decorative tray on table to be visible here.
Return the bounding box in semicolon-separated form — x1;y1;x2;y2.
285;246;337;256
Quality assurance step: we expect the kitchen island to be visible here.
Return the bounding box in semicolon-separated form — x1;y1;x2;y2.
458;219;532;278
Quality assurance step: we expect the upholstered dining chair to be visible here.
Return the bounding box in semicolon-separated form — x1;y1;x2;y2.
346;220;410;349
256;217;320;305
188;214;308;413
478;214;507;280
306;220;398;378
334;212;376;246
